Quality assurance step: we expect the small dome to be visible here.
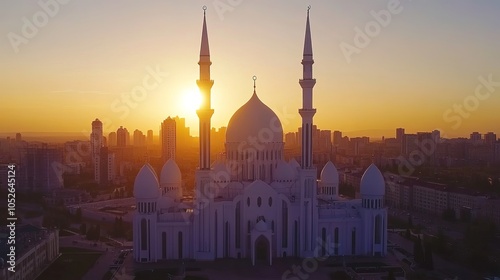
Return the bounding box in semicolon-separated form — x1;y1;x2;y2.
360;163;385;196
134;164;160;199
226;92;283;143
274;160;294;181
160;159;181;185
320;161;339;185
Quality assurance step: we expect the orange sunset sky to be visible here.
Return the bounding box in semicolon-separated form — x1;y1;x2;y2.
1;0;499;138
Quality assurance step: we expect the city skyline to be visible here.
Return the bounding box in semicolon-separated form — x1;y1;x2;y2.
1;1;500;138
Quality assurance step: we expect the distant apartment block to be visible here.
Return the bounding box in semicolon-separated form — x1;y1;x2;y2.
108;131;117;147
90;118;103;159
160;117;176;161
18;144;64;192
116;126;129;147
147;130;154;146
133;129;146;146
384;173;491;223
94;146;115;185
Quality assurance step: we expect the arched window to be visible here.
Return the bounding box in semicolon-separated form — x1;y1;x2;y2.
268;197;272;207
162;232;167;259
374;215;382;244
178;231;183;259
224;222;229;257
235;202;241;249
294;220;299;257
321;228;327;256
141;219;147;250
215;210;218;256
247;197;250;207
351;228;356;255
282;201;288;248
334;227;339;255
257;197;262;207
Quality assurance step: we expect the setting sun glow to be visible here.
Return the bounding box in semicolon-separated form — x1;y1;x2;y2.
180;87;202;114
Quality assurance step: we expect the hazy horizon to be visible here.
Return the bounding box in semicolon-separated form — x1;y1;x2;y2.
1;1;499;138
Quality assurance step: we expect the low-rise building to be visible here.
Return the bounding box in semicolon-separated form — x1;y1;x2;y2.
0;225;59;280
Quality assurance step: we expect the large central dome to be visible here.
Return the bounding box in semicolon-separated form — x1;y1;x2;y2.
226;92;283;143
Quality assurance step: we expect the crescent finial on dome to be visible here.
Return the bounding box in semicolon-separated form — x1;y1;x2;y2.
253;75;257;94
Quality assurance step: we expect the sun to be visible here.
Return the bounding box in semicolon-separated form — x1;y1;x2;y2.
180;87;202;114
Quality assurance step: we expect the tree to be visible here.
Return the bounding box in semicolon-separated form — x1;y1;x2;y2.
413;237;424;265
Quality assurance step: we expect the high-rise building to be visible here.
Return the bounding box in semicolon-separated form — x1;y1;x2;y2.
396;128;405;143
133;129;146;146
402;133;417;155
484;132;497;145
285;132;298;148
147;130;154;146
20;144;64;191
117;126;128;147
108;132;117;147
431;129;440;144
15;133;22;142
95;147;115;185
333;130;342;146
90;118;103;159
318;130;332;152
160;117;176;161
470;132;482;143
125;129;131;146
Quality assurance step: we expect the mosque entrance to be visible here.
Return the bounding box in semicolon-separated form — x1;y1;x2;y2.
255;235;269;263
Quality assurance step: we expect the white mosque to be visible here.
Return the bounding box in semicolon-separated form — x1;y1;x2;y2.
133;8;387;265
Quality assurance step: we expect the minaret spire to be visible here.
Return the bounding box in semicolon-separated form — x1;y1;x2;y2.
299;5;316;169
196;5;214;170
303;6;313;58
200;6;210;57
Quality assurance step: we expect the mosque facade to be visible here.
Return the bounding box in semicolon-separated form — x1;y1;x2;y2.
133;8;387;265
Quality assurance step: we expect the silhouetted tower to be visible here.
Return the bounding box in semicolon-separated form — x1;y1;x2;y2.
298;6;319;257
299;7;316;169
91;118;103;158
196;6;214;170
